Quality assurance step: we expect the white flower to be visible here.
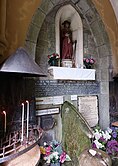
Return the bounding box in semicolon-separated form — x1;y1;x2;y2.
94;140;104;149
47;158;51;164
44;156;50;164
102;131;111;141
66;154;71;161
94;130;102;140
44;142;47;146
106;127;112;134
50;152;59;160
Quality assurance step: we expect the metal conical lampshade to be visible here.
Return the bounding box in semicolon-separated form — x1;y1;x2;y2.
0;47;46;77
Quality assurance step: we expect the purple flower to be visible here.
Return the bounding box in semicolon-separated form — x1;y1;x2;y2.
110;127;116;132
99;136;106;142
92;143;97;149
112;131;117;138
106;140;118;155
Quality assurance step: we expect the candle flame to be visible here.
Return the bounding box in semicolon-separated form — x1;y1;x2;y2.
22;103;24;106
3;111;6;115
26;100;29;103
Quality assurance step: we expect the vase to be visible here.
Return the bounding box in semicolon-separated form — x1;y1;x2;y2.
50;59;58;66
50;162;61;166
86;65;92;69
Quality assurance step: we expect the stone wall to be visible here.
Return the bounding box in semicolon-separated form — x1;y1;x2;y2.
35;80;100;97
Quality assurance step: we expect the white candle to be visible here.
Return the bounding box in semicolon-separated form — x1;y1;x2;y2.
21;103;24;141
26;100;29;139
3;111;6;133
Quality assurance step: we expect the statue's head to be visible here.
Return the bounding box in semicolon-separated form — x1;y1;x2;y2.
62;20;71;28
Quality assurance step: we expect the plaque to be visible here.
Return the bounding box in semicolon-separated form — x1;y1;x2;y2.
71;95;77;101
36;108;60;116
78;96;98;127
36;96;63;105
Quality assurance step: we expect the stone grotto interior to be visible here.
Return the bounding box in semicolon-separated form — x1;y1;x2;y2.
0;0;118;165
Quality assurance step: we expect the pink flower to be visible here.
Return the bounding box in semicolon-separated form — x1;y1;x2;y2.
86;59;89;63
90;59;94;64
60;152;66;163
45;146;52;156
52;53;55;57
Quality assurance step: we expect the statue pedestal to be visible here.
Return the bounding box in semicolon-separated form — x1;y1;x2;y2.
61;59;72;68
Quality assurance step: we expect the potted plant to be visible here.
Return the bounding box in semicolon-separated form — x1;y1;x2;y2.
83;57;95;69
48;53;60;66
40;140;71;165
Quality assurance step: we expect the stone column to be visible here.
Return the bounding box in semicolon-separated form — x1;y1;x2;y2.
0;0;7;56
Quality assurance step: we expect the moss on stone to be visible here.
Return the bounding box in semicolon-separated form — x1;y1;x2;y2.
61;101;92;166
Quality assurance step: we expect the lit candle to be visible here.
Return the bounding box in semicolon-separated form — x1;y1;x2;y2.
3;111;6;133
21;103;24;141
26;100;29;139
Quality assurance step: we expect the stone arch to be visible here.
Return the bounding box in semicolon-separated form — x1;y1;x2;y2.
24;1;54;60
55;4;83;68
25;0;112;129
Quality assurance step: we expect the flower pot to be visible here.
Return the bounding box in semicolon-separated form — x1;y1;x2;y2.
50;162;61;166
85;65;92;69
61;59;72;68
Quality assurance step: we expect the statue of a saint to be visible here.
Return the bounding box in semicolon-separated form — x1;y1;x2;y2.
61;20;73;59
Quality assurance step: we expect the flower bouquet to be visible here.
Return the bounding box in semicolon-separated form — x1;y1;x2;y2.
83;57;95;69
48;53;60;66
92;126;118;158
40;140;71;165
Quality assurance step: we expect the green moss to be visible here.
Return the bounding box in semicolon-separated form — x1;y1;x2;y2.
61;101;92;166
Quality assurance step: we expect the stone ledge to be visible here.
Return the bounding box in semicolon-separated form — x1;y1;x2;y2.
48;67;96;80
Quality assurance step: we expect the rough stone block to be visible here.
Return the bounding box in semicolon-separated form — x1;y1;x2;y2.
99;57;109;69
37;31;48;46
37;39;49;50
100;69;109;81
99;20;107;33
98;44;111;57
102;30;111;44
95;69;100;81
94;33;105;46
36;46;48;65
76;0;90;13
100;81;109;94
47;24;55;40
85;8;98;24
26;23;39;43
99;94;110;129
87;35;97;54
51;0;67;5
24;41;36;60
90;21;102;36
39;0;53;14
32;9;45;28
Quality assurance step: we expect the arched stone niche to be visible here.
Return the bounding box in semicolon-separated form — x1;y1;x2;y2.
55;4;83;68
25;0;112;129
